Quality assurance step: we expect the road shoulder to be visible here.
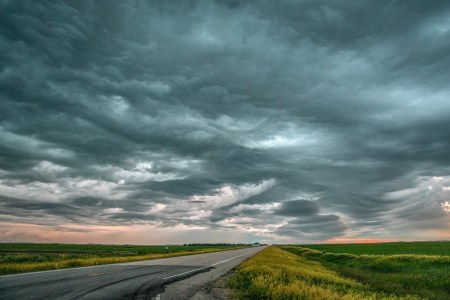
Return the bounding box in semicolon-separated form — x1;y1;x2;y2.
189;268;236;300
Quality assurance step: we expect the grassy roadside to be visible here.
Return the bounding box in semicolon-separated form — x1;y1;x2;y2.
284;246;450;300
0;244;248;275
229;245;448;299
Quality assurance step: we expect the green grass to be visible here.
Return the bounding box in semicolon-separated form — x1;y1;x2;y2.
230;242;450;299
230;246;418;299
0;243;247;275
284;245;450;300
299;241;450;256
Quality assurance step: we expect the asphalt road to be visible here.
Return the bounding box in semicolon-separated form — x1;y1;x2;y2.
0;246;264;300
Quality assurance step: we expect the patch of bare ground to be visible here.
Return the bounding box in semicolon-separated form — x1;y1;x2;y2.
189;268;237;300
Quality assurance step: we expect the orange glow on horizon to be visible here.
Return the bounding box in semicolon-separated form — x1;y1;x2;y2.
0;221;254;245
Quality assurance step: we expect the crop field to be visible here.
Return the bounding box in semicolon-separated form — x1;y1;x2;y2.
0;243;246;275
230;242;450;300
300;241;450;256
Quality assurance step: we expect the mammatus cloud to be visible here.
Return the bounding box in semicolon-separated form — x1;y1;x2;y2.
0;0;449;244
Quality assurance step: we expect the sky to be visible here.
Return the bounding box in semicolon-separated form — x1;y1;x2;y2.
1;0;450;245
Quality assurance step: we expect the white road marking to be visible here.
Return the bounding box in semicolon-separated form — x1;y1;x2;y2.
152;294;161;300
162;249;259;280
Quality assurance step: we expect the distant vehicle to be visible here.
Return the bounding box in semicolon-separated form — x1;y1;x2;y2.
252;242;260;247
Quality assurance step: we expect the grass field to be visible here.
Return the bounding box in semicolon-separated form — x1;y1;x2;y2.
0;243;247;275
300;241;450;256
230;242;450;300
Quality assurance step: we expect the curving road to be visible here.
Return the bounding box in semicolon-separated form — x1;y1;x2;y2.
0;247;263;300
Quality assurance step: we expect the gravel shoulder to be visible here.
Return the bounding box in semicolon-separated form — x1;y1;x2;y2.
189;268;237;300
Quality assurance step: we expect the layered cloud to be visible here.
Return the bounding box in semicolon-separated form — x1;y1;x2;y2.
0;0;449;243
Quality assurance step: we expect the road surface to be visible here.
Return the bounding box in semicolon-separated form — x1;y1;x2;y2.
0;247;263;300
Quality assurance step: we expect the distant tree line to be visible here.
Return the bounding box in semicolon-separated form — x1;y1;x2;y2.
182;243;253;246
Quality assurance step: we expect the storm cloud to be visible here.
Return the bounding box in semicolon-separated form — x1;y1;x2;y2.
0;0;449;244
275;200;319;217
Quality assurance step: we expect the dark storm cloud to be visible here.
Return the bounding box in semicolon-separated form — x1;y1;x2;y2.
275;200;319;217
1;0;450;242
277;214;347;240
0;195;85;223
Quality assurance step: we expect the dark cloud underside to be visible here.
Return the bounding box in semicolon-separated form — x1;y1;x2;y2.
0;0;449;243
